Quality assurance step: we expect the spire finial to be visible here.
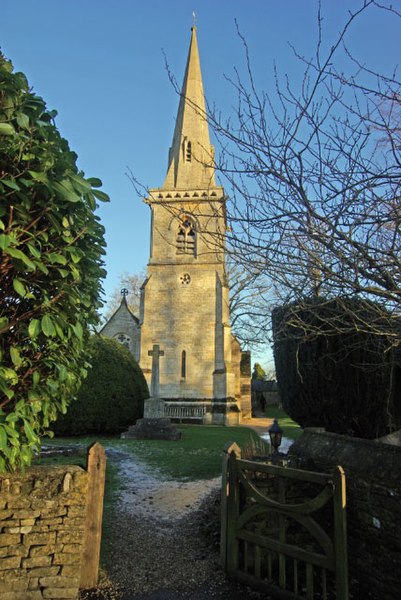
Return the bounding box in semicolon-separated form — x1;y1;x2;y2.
192;11;196;28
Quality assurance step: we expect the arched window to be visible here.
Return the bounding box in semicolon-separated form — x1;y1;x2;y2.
176;216;196;256
181;350;186;379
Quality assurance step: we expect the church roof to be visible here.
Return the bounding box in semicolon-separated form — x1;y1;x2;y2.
163;26;216;190
99;296;139;335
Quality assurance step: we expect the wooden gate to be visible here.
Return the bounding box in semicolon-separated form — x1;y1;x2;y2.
221;443;348;599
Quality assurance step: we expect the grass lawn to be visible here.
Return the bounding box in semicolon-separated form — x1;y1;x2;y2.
39;424;265;481
264;405;303;440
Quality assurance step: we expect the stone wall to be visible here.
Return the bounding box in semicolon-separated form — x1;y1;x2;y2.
100;297;140;359
0;465;88;600
289;430;401;600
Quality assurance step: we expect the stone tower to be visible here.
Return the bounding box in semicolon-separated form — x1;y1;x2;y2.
138;26;243;425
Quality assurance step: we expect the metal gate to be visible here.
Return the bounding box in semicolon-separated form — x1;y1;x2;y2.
221;443;348;599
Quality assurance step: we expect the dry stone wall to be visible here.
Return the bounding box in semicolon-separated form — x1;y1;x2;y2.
0;465;88;600
289;430;401;600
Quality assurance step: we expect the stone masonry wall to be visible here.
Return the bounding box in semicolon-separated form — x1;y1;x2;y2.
289;430;401;600
0;465;88;600
100;299;140;360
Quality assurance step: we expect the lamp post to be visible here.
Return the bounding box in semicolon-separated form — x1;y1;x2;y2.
268;418;283;455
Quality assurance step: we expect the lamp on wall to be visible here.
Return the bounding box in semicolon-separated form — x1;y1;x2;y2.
268;418;283;455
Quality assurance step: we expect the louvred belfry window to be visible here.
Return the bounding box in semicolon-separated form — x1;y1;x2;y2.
186;140;192;162
176;216;196;255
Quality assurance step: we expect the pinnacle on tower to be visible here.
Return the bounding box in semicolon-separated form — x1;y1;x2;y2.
163;26;216;190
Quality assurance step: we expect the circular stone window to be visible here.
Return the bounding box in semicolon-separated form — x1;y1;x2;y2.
180;273;191;285
114;333;131;349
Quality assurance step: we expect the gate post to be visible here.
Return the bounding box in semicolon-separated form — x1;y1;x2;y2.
80;443;106;589
221;442;241;573
333;465;349;599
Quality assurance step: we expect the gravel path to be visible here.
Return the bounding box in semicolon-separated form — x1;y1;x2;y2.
80;448;269;600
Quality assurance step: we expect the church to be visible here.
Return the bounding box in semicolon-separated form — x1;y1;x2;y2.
102;26;251;425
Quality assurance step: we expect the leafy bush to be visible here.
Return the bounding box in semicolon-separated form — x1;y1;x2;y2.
252;362;266;380
0;53;107;471
272;297;400;439
53;336;149;436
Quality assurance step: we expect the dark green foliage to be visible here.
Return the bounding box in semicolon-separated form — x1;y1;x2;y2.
272;297;400;439
53;336;149;436
0;53;107;471
252;362;266;380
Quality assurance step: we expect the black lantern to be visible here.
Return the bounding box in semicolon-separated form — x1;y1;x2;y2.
268;418;283;454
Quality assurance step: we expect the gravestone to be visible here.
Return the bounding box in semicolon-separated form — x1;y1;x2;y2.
121;344;181;441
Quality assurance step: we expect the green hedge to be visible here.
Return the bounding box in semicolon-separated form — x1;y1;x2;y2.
53;336;148;435
272;297;400;439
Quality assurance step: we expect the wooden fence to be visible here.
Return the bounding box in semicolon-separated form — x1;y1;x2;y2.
221;443;348;599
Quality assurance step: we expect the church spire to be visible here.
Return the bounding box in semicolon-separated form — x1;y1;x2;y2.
163;26;216;190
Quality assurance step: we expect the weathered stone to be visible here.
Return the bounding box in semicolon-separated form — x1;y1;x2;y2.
22;555;52;568
62;472;73;493
39;575;79;588
0;576;27;591
62;543;81;554
52;552;80;565
11;510;40;520
0;463;96;599
98;27;249;427
1;593;42;600
99;294;140;357
67;506;84;518
10;482;22;495
1;479;10;493
28;577;39;589
0;544;29;558
39;507;67;518
6;497;31;509
290;430;401;600
30;499;56;511
42;587;78;599
0;568;22;581
27;592;44;600
62;517;85;528
28;566;60;577
62;494;86;506
56;530;83;544
31;525;49;532
7;593;42;600
24;532;56;545
4;525;33;534
122;417;181;441
60;565;79;577
38;517;63;527
29;544;63;557
20;519;36;527
0;533;20;547
0;556;21;569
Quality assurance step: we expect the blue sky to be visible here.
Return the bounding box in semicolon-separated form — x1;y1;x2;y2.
1;1;400;366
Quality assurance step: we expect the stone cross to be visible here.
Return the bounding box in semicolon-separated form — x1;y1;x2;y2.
148;344;164;398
